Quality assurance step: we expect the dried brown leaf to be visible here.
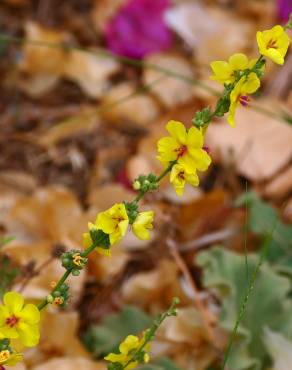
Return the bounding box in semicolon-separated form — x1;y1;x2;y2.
206;106;292;181
143;53;195;108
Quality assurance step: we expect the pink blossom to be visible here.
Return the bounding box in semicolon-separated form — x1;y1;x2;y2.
277;0;292;22
105;0;172;59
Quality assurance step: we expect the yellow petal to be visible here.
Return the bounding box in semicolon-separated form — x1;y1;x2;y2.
104;352;128;363
5;353;23;366
187;126;203;149
228;53;249;70
132;211;154;240
178;153;197;173
189;148;211;171
0;306;9;325
17;322;40;347
210;61;232;84
119;335;139;355
19;304;40;325
0;325;19;339
166;120;187;144
3;292;24;314
243;72;260;94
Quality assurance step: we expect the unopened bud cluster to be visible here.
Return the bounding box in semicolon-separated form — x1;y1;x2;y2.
61;250;88;276
47;282;69;307
133;174;159;193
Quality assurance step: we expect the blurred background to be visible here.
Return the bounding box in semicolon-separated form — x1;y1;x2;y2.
0;1;291;369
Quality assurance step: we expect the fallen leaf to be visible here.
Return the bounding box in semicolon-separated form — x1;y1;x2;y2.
206;105;292;181
122;260;186;310
39;310;89;358
63;49;119;98
263;166;292;199
101;82;160;126
263;328;292;370
165;3;253;65
38;107;101;147
143;53;194;108
91;0;126;32
31;357;106;370
19;21;69;96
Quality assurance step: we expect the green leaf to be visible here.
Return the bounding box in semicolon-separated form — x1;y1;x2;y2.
0;255;19;299
83;305;152;358
196;247;292;370
235;192;292;275
139;357;182;370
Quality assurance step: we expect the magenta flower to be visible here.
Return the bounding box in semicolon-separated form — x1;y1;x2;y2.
105;0;172;59
277;0;292;22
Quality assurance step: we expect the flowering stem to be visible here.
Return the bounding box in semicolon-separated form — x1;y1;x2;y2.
120;298;180;370
37;163;175;311
133;162;175;203
37;269;71;310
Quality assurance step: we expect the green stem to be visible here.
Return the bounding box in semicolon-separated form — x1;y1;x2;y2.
37;269;72;310
120;298;179;370
220;220;278;369
156;162;175;182
133;162;175;203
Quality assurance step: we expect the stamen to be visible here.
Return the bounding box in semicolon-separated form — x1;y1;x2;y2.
5;315;19;328
0;350;10;362
239;95;250;107
267;39;278;49
178;171;185;180
176;145;187;158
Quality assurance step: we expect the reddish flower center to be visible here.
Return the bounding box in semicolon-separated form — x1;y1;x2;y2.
239;95;250;107
5;315;19;328
178;171;185;180
176;145;187;158
267;39;278;49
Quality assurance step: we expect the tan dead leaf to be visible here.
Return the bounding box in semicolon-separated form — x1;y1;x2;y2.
88;245;129;281
126;154;156;184
31;357;106;370
87;183;133;213
122;260;186;310
8;186;86;247
91;0;126;32
263;166;292;199
160;307;208;345
206;106;292;181
143;53;194;108
63;50;119;98
165;3;253;65
39;310;89;358
38;107;101;147
101;82;160;126
263;328;292;370
19;22;69;96
157;307;218;370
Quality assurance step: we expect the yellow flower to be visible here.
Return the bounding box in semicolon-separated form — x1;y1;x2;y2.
256;25;290;65
96;203;129;246
0;350;23;367
170;164;199;196
227;72;260;127
157;120;211;173
132;211;154;240
0;292;40;347
82;222;111;256
210;53;257;84
105;334;150;370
